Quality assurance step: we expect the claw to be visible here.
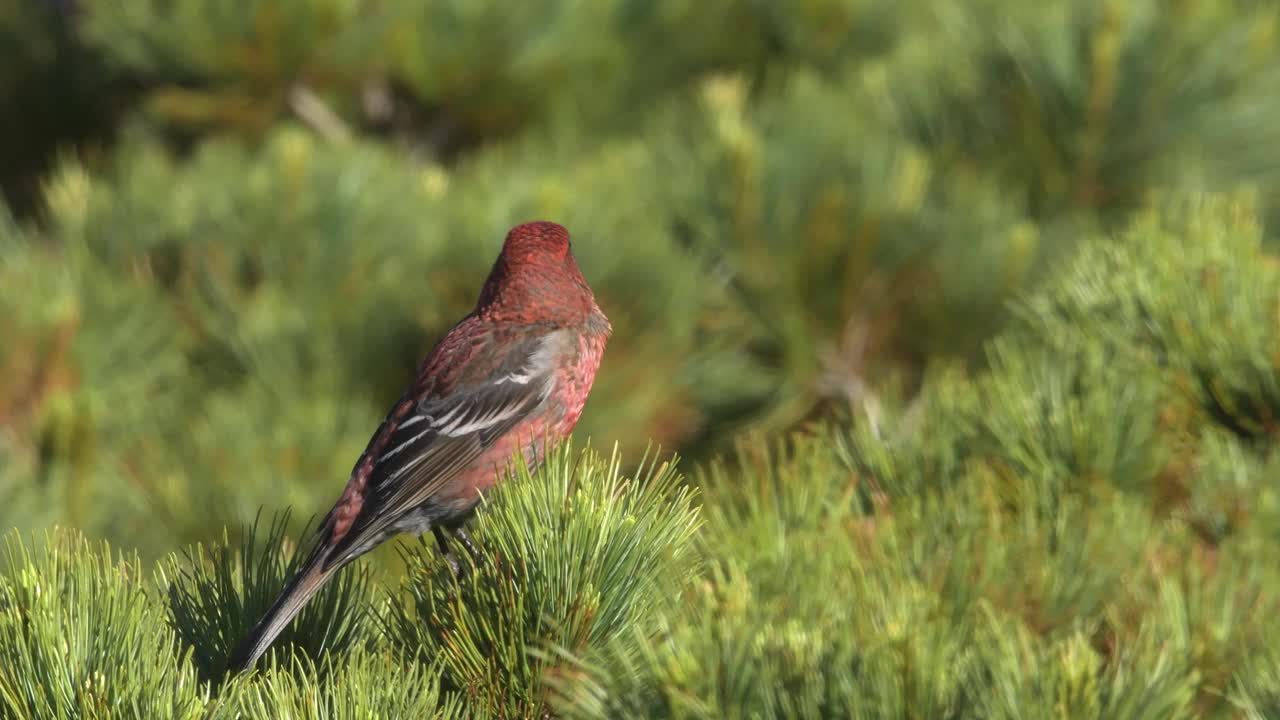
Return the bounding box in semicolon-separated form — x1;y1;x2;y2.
433;527;465;579
453;526;484;564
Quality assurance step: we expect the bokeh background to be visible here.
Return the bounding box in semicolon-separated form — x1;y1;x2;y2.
4;1;1280;717
5;0;1276;557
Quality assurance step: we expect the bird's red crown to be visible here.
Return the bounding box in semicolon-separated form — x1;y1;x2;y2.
500;221;571;265
477;221;597;324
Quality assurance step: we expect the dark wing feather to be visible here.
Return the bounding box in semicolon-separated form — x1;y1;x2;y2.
324;332;558;567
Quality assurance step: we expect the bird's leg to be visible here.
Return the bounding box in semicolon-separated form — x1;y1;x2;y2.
432;526;462;579
452;526;484;564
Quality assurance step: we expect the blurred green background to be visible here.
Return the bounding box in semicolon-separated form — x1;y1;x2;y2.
4;0;1276;556
3;1;1280;716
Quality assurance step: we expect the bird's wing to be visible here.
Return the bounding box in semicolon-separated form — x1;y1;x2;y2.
323;329;561;567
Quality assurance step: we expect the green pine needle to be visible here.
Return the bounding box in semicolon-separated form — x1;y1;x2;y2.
0;528;208;719
384;441;701;718
159;510;375;683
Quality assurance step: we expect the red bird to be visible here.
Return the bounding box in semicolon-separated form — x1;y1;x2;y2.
229;221;610;671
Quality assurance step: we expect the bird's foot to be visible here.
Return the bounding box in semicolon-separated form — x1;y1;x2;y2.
443;552;462;579
453;526;485;564
433;527;466;580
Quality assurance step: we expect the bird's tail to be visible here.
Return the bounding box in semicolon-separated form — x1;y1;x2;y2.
227;543;336;673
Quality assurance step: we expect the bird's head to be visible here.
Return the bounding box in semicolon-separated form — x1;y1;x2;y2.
477;221;604;327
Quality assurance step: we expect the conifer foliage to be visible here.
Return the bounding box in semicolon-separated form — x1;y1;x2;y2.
2;0;1280;716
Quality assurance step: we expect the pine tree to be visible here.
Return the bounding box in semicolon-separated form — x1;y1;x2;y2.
2;0;1280;716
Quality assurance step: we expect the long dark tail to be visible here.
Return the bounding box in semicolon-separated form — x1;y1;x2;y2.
227;544;336;673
